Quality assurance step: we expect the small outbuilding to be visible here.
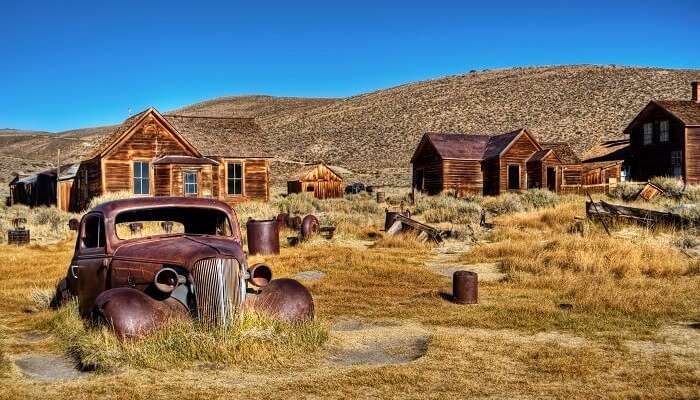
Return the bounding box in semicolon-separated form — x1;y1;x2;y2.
287;163;343;199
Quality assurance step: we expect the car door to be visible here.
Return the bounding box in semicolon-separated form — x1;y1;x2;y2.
74;212;109;317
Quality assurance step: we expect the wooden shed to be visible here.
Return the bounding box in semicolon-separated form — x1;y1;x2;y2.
411;129;564;196
287;163;343;199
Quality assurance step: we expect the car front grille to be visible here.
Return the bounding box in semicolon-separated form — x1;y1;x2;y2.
191;257;243;326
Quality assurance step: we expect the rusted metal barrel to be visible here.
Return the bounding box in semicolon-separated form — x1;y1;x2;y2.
301;215;320;240
376;191;385;203
288;215;302;231
246;219;280;255
453;270;478;304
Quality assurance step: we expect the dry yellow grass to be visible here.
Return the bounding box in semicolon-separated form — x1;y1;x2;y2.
0;194;698;399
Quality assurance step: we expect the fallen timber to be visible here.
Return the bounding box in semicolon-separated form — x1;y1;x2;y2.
585;200;696;228
386;213;446;243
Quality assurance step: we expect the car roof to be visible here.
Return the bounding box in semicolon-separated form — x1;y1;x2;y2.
90;197;236;219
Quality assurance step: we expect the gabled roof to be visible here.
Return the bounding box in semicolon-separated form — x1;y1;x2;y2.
623;100;700;134
541;142;581;164
86;108;202;159
582;139;631;163
288;163;343;181
527;149;559;163
84;108;271;161
411;129;536;163
654;100;700;126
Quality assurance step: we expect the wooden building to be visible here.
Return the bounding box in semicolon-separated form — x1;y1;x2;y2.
621;82;700;184
8;163;78;209
10;107;271;211
411;129;567;196
541;142;583;191
287;163;344;199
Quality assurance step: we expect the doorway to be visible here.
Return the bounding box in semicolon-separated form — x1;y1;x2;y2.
546;167;556;192
507;165;520;190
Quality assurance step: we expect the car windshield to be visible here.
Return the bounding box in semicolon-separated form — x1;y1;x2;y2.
114;207;233;240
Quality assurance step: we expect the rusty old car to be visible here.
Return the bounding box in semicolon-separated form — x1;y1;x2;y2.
53;197;314;339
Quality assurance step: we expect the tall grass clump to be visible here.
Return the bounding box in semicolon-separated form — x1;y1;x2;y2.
87;191;134;210
273;193;321;215
0;204;79;244
372;232;436;250
481;193;525;215
608;182;642;201
47;301;328;371
234;201;279;225
649;176;686;198
521;189;559;209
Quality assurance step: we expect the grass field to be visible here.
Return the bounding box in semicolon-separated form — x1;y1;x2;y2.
0;190;698;399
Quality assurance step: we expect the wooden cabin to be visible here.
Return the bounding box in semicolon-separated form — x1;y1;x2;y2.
621;82;700;184
581;139;631;187
541;142;583;192
287;163;343;199
411;129;567;196
8;163;78;209
10;107;271;211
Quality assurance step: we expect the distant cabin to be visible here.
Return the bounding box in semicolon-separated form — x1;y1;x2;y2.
618;82;700;184
287;163;343;199
9;107;271;211
411;129;573;196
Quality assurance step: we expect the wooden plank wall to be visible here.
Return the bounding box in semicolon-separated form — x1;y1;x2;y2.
628;107;685;181
498;135;539;194
686;127;700;184
217;158;270;206
561;164;582;186
103;161;130;192
442;159;483;195
153;165;171;196
482;158;500;196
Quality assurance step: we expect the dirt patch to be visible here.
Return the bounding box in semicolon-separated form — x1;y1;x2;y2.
14;353;88;382
426;240;506;282
328;324;429;366
624;323;700;369
293;270;327;282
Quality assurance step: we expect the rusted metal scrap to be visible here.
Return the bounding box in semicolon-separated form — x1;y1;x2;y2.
452;270;478;304
385;212;446;243
586;200;694;228
247;218;280;255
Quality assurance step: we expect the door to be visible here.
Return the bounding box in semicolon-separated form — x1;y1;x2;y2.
507;165;520;190
546;167;557;192
75;213;109;317
414;169;424;192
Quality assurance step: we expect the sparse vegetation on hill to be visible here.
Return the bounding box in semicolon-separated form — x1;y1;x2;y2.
2;65;700;193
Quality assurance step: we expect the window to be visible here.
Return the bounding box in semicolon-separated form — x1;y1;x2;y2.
82;214;105;248
184;171;198;196
133;161;150;195
507;165;520;190
642;122;653;145
659;120;669;143
227;162;243;195
671;150;682;177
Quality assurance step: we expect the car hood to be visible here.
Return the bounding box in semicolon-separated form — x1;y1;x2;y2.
112;235;245;269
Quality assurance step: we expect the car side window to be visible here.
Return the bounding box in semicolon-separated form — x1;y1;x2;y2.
82;214;106;249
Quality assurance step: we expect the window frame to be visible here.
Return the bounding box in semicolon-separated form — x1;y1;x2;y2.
671;150;682;177
226;161;244;196
659;120;670;143
132;160;151;195
80;213;106;252
642;122;653;146
183;170;199;197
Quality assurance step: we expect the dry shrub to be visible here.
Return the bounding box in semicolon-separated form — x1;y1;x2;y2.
87;190;133;210
0;204;79;244
414;193;483;224
274;193;320;215
481;193;525;214
372;232;435;250
47;300;328;371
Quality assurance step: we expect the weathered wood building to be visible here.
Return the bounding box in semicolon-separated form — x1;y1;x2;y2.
411;129;568;196
10;107;271;211
621;82;700;184
287;163;344;199
8;163;78;209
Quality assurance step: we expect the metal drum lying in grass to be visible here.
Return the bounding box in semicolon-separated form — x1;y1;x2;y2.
246;219;280;255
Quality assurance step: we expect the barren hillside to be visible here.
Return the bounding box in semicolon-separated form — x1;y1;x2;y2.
2;65;700;194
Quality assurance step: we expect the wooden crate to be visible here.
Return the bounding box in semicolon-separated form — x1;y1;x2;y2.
637;182;663;201
7;229;30;245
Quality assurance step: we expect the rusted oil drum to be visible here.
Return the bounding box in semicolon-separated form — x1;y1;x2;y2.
301;215;320;240
453;270;478;304
276;213;289;231
246;219;280;255
376;191;385;203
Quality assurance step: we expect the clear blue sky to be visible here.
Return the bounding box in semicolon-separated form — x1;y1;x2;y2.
1;0;698;132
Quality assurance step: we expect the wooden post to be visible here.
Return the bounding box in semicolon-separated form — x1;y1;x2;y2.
56;149;61;209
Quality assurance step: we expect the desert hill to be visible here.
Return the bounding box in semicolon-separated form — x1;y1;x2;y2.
2;65;700;194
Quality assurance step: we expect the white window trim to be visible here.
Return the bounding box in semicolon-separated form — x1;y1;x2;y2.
132;160;151;196
226;161;245;197
183;170;198;196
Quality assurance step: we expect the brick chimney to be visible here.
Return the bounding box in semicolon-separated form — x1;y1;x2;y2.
693;81;699;103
